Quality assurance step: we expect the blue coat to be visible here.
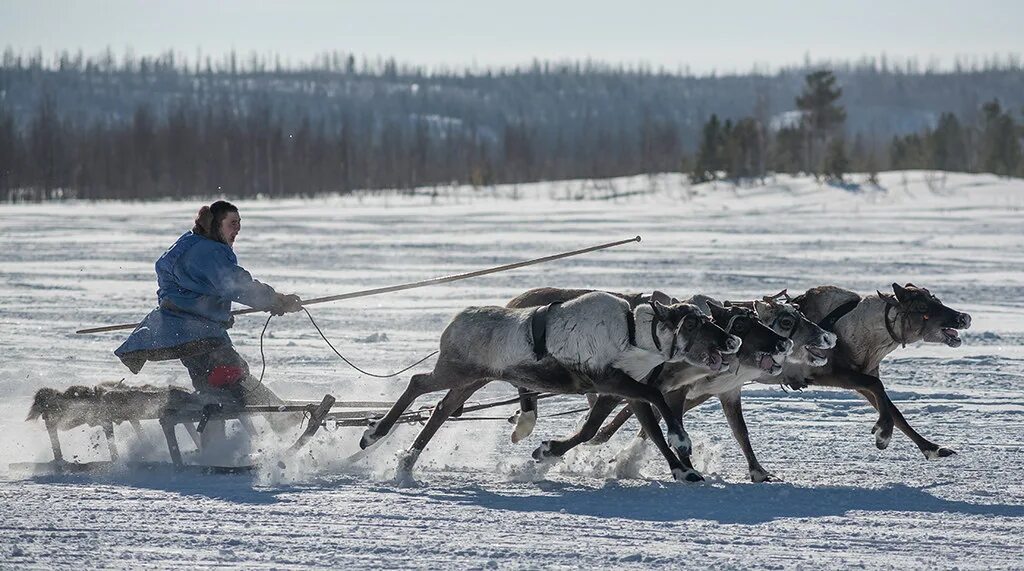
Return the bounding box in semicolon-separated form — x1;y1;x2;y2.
115;232;278;373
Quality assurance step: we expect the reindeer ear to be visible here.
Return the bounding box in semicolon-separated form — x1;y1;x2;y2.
753;300;772;319
764;289;788;304
892;282;911;302
650;300;671;322
649;290;672;305
705;301;731;323
878;290;900;307
650;290;681;305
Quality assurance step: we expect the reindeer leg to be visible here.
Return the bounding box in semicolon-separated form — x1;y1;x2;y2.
634;387;689;441
630;401;702;482
718;387;774;482
398;381;489;475
594;383;711;447
816;368;896;450
854;380;955;458
160;418;183;468
44;417;64;464
597;370;693;458
102;422;118;462
360;373;434;449
362;361;486;450
532;395;621;461
509;387;539;444
591;406;634;444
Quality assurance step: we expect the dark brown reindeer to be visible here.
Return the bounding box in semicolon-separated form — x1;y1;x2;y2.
776;283;971;457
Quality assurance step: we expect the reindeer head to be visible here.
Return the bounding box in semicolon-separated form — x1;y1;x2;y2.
707;302;792;376
754;298;837;367
651;301;741;372
879;283;972;347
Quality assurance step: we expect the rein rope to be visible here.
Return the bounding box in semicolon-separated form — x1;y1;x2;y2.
256;307;439;385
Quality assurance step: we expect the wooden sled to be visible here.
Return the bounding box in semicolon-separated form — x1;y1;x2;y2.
18;390;336;474
16;383;561;475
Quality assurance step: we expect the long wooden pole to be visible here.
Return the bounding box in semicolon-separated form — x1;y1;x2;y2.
76;236;641;334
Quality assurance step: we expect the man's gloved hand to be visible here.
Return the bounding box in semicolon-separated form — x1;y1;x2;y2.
270;293;303;316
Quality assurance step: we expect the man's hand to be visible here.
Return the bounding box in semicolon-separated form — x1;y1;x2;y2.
270;293;303;316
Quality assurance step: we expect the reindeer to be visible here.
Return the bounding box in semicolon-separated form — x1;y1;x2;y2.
358;291;740;481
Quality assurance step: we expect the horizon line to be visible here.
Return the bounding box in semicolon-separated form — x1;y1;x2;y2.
4;46;1024;79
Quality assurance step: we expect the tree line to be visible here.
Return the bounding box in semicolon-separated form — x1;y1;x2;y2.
690;71;1023;184
1;50;1023;200
0;93;690;200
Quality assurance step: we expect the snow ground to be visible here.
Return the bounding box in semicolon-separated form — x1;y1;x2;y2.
1;171;1023;569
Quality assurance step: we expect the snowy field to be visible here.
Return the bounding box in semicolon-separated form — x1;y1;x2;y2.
1;171;1023;569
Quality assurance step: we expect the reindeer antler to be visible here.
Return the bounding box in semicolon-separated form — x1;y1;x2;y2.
762;289;791;305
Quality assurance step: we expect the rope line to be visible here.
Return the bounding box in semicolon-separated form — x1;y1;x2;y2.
301;307;439;378
255;306;438;383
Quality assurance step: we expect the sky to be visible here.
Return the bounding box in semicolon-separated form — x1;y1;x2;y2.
2;0;1022;74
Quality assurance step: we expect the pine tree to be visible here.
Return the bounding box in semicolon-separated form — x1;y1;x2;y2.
771;126;804;173
928;112;968;172
723;117;766;181
0;100;18;199
823;138;850;181
691;114;725;183
980;100;1021;176
795;70;847;176
890;133;928;169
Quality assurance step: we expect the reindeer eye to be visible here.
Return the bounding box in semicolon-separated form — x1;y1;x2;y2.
779;318;794;329
912;301;928;313
682;315;699;330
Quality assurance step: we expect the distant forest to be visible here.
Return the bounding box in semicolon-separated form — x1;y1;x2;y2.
1;49;1023;200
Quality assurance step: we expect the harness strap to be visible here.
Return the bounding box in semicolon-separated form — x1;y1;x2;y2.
531;302;562;360
818;298;861;333
638;304;676;358
884;304;906;348
626;308;636;347
649;307;662;352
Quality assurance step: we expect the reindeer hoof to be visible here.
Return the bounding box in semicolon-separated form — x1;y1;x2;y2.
871;422;893;450
923;447;957;460
510;410;537;444
672;467;704;482
360;422;381;450
667;432;692;457
750;468;778;483
532;441;556;462
393;450;422;485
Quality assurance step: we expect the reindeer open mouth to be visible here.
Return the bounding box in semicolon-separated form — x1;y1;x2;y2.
756;351;785;375
941;327;962;347
706;349;725;372
804;345;829;366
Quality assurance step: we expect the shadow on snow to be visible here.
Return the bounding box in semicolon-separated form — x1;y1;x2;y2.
408;480;1024;525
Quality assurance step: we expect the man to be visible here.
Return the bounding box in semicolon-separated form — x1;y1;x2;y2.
115;201;302;413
